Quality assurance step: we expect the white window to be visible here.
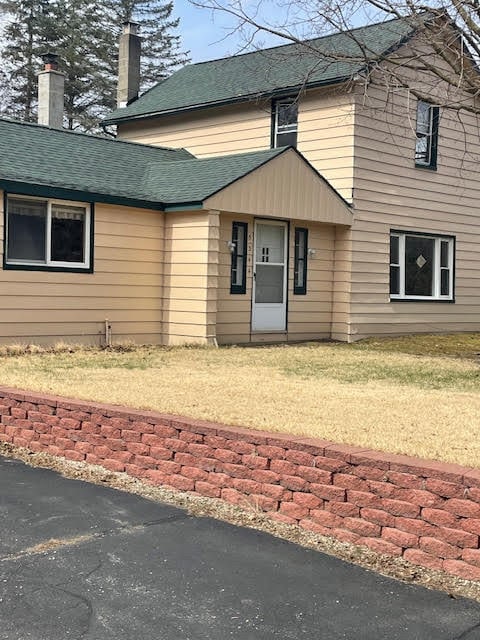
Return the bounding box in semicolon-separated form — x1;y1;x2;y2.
6;195;91;270
390;232;454;300
415;101;439;168
273;99;298;148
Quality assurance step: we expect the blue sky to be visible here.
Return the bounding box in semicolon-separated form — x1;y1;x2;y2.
174;0;286;62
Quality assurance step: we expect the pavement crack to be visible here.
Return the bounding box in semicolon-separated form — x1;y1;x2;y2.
0;511;190;563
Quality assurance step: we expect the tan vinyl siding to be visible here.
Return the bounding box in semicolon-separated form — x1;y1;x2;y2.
118;86;356;202
349;80;480;340
163;210;219;345
117;102;272;157
0;195;164;345
297;87;355;202
216;213;335;344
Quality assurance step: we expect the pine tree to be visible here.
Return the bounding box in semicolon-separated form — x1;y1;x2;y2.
0;0;188;130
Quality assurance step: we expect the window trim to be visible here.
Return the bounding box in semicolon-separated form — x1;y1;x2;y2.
4;193;93;273
415;100;439;170
390;229;455;302
271;98;298;149
293;227;308;295
230;221;248;294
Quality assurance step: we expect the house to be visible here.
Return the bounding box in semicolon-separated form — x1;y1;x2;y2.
0;16;477;346
102;15;480;343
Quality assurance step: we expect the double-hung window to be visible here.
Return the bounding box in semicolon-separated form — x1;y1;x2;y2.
273;99;298;148
230;221;248;294
390;231;454;300
415;100;439;169
5;195;91;271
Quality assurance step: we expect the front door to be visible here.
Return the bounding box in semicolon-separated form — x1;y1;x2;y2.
251;221;288;331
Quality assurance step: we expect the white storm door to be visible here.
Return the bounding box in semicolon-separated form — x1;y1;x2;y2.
252;221;288;331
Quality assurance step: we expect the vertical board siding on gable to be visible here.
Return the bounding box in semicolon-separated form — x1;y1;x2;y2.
350;81;480;339
163;211;219;345
216;213;335;344
0;197;164;344
118;102;272;157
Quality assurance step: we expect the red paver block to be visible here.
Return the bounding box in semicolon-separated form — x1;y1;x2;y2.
261;483;292;501
228;440;255;455
367;480;397;498
343;517;381;538
145;470;168;486
380;498;420;518
126;442;150;456
298;518;331;537
101;458;125;472
108;439;127;452
133;454;157;469
59;418;81;430
279;475;308;492
55;437;75;451
326;502;360;518
347;490;381;509
213;448;242;465
296;466;332;484
309;509;342;529
382;527;418;549
131;421;155;434
332;528;361;545
153;424;178;439
242;454;269;470
188;443;214;458
110;450;134;464
179;431;204;443
279;502;309;520
180;466;209;482
310;483;345;502
403;549;443;571
150;446;172;461
444;499;480;519
208;472;233;488
270;512;297;526
461;519;480;535
359;537;402;557
284;449;315;467
270;459;297;476
195;481;221;498
442;559;480;582
250;469;280;484
419;536;461;560
220;488;246;506
63;449;86;463
386;471;424;489
467;487;480;503
231;478;261;495
436;526;479;549
361;508;395;528
462;549;480;568
394;517;435;537
425;478;465;499
421;507;459;528
333;473;369;491
314;455;349;472
166;474;195;492
292;492;322;510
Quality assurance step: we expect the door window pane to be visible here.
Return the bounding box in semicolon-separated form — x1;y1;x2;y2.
7;198;47;262
255;265;284;303
255;224;284;263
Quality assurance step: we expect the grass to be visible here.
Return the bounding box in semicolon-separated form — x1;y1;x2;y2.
0;334;480;469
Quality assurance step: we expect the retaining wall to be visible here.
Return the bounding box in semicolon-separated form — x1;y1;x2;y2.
0;386;479;582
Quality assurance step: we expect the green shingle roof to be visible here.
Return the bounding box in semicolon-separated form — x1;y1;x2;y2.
0;118;286;208
103;16;418;125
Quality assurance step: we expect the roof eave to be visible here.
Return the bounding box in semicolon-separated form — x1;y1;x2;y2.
0;179;166;211
101;74;355;126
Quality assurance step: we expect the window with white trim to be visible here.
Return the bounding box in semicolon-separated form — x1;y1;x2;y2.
390;232;454;300
273;99;298;148
5;195;91;270
415;101;439;169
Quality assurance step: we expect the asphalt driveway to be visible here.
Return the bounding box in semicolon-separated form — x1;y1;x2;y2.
1;455;479;640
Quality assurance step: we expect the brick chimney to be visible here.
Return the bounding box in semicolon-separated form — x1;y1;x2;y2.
37;53;65;129
117;22;141;108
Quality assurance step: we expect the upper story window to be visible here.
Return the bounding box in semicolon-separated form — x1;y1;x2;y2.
415;100;439;169
390;231;454;301
5;195;92;271
273;99;298;148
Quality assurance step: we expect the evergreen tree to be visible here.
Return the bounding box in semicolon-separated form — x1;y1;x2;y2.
0;0;188;130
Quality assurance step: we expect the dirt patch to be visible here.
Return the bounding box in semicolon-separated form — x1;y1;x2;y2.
1;442;479;603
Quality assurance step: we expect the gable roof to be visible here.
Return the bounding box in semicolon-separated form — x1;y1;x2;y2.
103;16;419;126
0;118;289;209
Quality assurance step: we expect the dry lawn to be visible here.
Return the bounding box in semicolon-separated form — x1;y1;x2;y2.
0;335;479;469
